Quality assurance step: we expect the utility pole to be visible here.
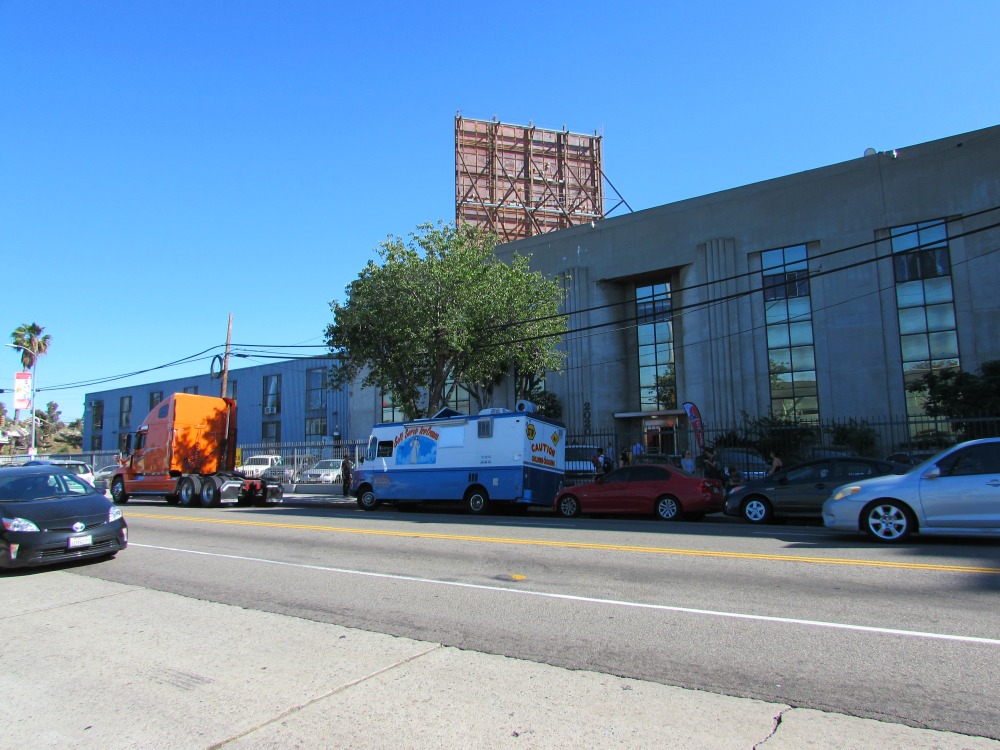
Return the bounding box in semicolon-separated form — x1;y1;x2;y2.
220;313;233;399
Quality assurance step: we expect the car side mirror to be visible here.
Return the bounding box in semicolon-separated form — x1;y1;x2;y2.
922;465;942;480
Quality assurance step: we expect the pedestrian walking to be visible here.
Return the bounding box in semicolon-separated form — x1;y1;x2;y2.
341;454;354;496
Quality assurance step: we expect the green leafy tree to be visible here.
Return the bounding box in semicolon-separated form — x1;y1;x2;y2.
37;401;63;448
9;322;51;423
326;222;566;419
530;390;562;420
52;417;83;452
825;418;878;456
515;371;562;419
906;361;1000;438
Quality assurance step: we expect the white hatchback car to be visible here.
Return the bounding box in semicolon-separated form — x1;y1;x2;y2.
823;438;1000;542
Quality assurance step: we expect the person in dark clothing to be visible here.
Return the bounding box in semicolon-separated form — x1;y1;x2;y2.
341;455;354;496
702;448;723;480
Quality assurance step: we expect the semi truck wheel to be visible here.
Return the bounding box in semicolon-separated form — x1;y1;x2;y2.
177;477;197;506
110;478;129;505
199;477;219;507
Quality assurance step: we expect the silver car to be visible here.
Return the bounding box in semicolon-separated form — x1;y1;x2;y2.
299;459;343;484
823;438;1000;542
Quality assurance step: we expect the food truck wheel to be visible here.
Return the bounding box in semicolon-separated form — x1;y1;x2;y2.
357;487;381;511
466;487;490;515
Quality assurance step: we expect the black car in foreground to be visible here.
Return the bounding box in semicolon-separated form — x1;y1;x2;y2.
0;465;127;569
723;456;908;524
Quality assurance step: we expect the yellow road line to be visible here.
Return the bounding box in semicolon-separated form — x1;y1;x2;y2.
125;512;1000;575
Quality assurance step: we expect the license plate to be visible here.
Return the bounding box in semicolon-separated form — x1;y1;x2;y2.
68;535;93;549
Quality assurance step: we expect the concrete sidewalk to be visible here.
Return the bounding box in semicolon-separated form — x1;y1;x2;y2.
5;571;998;749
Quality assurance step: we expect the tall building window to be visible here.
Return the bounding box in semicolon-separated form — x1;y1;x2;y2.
305;417;327;441
762;244;818;419
382;392;405;423
263;374;282;416
306;368;327;410
446;380;471;414
636;283;675;411
119;396;132;429
262;421;281;443
226;380;237;400
890;219;960;417
91;435;102;451
149;391;163;411
183;385;198;395
92;400;104;430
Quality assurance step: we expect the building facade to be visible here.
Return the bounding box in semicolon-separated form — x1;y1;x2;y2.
83;358;357;452
492;124;1000;453
82;125;1000;457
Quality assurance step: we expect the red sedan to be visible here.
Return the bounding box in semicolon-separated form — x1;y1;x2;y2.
553;464;726;520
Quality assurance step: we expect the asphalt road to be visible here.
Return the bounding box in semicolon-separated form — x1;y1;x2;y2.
65;498;1000;739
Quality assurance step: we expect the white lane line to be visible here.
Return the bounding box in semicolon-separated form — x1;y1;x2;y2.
132;543;1000;647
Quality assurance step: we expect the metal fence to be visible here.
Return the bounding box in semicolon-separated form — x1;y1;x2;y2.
573;414;1000;466
4;414;998;471
0;440;370;472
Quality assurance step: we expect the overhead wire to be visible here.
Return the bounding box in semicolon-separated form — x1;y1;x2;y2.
29;205;1000;395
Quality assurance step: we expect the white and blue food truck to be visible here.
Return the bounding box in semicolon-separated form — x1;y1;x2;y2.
352;402;566;513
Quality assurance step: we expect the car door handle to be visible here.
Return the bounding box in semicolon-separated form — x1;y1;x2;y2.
987;479;1000;487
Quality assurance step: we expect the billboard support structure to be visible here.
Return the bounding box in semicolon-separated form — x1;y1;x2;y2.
456;115;619;242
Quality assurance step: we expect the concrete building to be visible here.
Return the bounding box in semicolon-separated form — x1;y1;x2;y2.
493;124;1000;453
82;125;1000;456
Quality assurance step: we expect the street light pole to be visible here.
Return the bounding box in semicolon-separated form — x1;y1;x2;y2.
5;343;37;457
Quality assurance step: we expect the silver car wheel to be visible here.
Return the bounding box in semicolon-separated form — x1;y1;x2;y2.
556;495;580;518
865;502;912;542
742;497;772;524
655;495;681;521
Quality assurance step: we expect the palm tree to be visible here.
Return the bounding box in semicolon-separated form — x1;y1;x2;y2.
9;322;51;424
11;322;51;370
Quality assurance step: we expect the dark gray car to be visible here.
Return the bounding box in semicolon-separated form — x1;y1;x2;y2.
724;457;908;524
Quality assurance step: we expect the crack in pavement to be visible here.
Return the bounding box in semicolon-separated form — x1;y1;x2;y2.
205;643;444;749
753;706;793;749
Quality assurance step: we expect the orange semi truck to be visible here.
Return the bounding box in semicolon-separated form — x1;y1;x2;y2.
109;393;283;508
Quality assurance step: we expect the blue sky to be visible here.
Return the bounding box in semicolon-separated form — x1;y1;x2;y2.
3;0;999;422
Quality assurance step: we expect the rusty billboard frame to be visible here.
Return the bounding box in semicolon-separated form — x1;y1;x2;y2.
455;115;606;242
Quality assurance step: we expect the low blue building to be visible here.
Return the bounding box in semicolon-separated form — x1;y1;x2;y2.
83;357;351;453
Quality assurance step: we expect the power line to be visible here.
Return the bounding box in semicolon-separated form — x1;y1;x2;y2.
493;203;1000;330
29;208;1000;395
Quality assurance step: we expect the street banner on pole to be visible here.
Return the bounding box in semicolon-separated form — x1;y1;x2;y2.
14;372;31;411
683;401;705;452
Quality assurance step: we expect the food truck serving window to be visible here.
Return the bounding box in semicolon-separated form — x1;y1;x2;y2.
376;441;394;458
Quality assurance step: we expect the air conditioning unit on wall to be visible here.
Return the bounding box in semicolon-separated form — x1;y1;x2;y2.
264;407;277;415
